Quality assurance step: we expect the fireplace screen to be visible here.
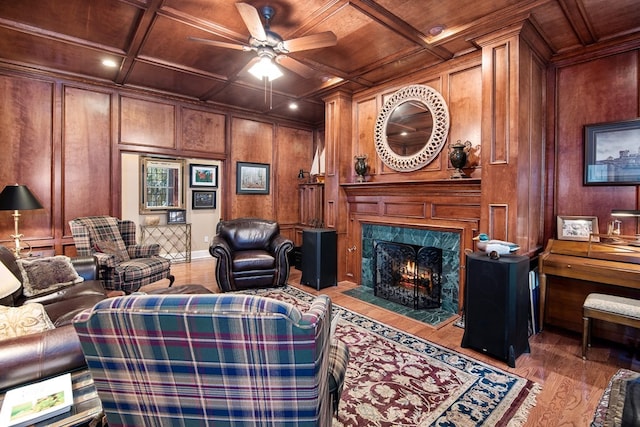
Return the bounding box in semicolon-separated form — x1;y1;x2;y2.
373;241;442;309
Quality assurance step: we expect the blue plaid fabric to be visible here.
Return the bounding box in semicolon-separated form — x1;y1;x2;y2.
69;216;171;293
73;293;339;426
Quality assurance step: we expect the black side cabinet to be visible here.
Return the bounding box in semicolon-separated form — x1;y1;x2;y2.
461;252;530;368
301;228;337;290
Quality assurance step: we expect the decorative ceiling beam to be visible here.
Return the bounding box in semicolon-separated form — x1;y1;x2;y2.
348;0;453;61
557;0;597;45
115;0;164;85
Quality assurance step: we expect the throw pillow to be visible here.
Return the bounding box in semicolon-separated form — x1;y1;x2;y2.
0;303;55;341
77;216;130;262
94;240;129;263
17;256;84;297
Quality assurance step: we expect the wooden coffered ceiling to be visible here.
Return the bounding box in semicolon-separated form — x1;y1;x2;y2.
0;0;638;125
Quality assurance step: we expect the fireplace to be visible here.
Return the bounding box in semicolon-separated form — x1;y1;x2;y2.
361;223;460;315
374;241;442;309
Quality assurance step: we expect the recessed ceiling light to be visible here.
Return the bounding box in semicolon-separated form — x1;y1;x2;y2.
429;25;445;36
289;102;298;110
102;59;118;68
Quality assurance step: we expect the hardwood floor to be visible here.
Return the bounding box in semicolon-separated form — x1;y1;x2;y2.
141;258;639;426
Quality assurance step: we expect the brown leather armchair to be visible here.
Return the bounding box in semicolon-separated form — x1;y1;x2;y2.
209;218;293;292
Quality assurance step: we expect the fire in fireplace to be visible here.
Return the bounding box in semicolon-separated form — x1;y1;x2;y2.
373;241;442;309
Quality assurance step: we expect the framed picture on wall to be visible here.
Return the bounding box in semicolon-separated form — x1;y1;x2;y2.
167;209;186;224
584;118;640;185
189;164;218;188
236;162;270;195
556;216;599;241
192;190;216;209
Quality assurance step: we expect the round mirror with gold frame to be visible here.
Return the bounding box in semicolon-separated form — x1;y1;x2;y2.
374;85;450;172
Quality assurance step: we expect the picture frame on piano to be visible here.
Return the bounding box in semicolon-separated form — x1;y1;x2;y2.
557;216;599;242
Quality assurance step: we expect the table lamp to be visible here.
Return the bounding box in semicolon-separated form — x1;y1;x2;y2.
611;209;640;246
0;184;44;257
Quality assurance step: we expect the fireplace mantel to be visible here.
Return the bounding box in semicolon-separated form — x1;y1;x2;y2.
341;179;481;225
341;179;482;312
341;179;481;197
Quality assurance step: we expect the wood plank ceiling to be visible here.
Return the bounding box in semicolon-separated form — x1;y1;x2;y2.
0;0;638;125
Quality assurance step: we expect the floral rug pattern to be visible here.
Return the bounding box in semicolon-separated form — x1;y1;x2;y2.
245;286;541;426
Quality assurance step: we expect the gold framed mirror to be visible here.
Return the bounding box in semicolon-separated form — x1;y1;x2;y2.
374;85;450;172
140;157;185;213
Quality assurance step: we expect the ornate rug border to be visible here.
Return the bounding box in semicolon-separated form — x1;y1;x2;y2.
248;285;542;426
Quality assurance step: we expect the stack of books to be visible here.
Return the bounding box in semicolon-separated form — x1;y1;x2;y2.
0;373;73;427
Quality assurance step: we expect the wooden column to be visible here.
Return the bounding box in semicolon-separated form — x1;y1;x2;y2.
476;20;551;255
323;91;352;281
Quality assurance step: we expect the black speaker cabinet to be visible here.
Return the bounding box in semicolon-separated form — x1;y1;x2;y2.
461;252;530;368
301;229;337;290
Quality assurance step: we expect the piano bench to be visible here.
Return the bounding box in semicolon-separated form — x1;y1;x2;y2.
582;293;640;360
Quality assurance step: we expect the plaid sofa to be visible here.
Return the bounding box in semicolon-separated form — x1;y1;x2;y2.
69;216;174;293
73;293;349;426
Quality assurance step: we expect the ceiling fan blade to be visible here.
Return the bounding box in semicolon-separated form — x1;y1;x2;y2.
188;36;249;51
276;55;315;79
282;32;337;53
235;2;267;42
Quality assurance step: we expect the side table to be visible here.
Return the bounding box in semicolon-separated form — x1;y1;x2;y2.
140;224;191;263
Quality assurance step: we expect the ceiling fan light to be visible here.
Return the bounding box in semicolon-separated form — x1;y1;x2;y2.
248;57;283;81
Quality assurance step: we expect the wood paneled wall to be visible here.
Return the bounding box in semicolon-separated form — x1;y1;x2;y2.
542;45;640;333
0;69;315;254
552;50;640;236
351;54;483;183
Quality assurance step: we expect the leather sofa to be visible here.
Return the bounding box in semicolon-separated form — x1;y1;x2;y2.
209;218;294;292
0;245;107;391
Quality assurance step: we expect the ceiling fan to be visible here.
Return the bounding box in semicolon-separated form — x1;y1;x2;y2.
189;2;337;81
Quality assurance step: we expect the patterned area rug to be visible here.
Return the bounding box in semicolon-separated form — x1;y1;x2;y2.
245;286;541;427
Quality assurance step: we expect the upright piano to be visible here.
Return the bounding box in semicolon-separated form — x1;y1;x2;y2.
539;238;640;342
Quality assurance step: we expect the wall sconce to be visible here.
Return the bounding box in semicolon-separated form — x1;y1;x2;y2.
0;184;44;257
298;169;310;182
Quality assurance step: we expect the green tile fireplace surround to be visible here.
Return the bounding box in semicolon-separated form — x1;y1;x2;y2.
357;224;460;318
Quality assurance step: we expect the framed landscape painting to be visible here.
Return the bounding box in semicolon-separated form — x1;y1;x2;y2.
584;118;640;185
236;162;270;195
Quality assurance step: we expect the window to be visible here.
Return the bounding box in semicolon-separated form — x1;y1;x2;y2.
140;157;184;213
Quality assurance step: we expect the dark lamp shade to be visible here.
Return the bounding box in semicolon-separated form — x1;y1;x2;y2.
0;185;44;211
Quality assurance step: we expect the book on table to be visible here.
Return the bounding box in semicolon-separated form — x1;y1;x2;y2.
0;373;73;427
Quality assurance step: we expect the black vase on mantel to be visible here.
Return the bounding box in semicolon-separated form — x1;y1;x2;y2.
449;140;472;179
354;155;368;183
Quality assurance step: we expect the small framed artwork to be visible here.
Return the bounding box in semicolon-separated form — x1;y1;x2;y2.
192;190;216;209
584;118;640;185
557;216;599;241
190;164;218;188
167;209;186;224
236;162;270;195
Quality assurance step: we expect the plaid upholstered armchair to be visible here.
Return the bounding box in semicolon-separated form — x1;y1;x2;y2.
69;216;174;293
73;293;350;426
